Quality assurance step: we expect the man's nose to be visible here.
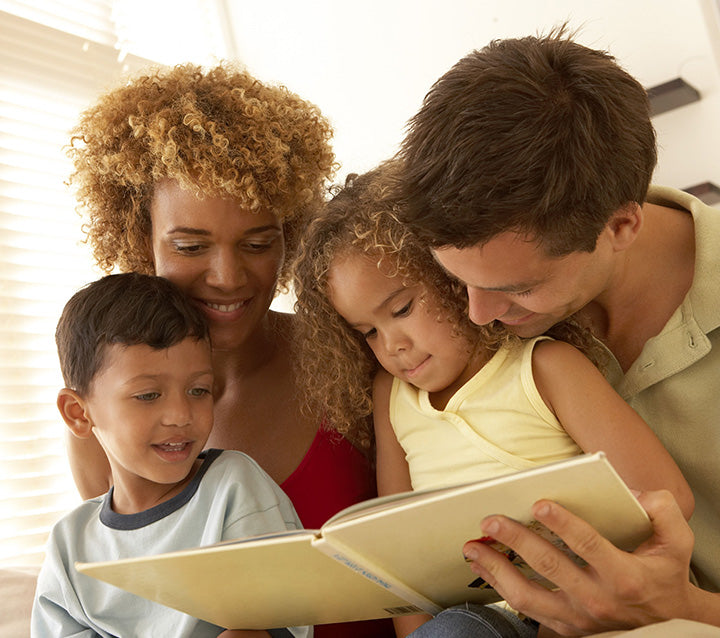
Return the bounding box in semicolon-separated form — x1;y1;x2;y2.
467;287;512;325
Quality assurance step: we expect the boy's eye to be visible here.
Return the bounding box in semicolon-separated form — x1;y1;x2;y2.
135;392;160;401
188;387;211;398
512;289;533;298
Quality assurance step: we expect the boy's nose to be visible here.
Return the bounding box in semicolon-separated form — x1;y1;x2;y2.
165;397;192;427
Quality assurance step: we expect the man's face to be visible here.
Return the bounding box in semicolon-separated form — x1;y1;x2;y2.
433;231;613;337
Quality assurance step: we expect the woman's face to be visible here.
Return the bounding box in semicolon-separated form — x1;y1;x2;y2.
150;179;285;351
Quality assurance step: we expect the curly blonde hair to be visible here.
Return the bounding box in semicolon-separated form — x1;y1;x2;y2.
293;161;607;449
68;62;336;288
292;161;502;449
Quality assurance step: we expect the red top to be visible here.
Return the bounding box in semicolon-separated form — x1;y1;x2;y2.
281;426;396;638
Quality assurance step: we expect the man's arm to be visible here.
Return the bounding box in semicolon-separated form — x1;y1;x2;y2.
463;490;720;635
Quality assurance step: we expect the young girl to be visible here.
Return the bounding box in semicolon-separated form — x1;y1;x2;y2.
292;162;693;638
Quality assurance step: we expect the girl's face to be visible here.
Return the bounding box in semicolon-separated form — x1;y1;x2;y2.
327;251;477;397
150;180;285;351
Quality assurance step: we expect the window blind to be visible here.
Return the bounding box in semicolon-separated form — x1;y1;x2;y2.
0;0;231;567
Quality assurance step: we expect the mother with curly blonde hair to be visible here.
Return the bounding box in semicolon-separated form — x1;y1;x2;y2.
67;63;394;638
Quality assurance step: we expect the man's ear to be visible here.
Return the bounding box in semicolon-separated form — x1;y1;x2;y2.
606;202;643;251
57;388;93;439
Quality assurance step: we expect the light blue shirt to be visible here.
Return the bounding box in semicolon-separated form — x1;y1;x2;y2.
32;449;309;637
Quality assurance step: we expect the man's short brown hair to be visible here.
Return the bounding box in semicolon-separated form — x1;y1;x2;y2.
399;27;657;255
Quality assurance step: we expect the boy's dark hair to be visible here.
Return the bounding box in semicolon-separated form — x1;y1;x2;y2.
56;273;209;395
399;27;657;256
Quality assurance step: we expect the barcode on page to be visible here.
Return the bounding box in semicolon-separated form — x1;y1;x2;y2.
383;605;423;616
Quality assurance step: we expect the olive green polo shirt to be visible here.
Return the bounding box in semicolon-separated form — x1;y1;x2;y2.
605;185;720;593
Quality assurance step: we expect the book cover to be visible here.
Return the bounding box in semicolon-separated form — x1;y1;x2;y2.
76;452;652;629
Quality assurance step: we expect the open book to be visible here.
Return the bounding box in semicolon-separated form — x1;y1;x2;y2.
76;452;652;629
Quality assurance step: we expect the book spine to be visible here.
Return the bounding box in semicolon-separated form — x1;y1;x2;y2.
311;535;443;616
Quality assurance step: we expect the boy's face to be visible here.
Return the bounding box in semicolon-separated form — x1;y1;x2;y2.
81;338;214;512
433;230;615;337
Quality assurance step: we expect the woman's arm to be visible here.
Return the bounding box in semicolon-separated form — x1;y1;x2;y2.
372;371;431;638
373;371;413;497
65;430;112;500
531;340;694;518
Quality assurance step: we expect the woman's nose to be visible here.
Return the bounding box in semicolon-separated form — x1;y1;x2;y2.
205;250;248;290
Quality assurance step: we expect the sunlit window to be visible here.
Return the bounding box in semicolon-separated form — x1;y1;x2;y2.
0;0;232;566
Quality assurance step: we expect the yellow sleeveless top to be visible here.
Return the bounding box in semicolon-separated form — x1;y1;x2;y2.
390;336;582;491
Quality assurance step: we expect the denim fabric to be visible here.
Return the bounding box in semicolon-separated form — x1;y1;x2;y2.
407;603;539;638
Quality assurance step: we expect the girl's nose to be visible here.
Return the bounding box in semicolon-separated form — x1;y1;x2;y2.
384;330;411;354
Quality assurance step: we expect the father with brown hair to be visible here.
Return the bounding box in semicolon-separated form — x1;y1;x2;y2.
399;28;720;636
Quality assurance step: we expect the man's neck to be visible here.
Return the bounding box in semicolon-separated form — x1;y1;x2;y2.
580;202;695;372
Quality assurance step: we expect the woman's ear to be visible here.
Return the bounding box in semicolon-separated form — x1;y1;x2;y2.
606;202;644;251
57;388;93;439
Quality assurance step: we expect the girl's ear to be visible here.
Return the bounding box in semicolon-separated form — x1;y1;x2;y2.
57;388;93;439
606;202;643;251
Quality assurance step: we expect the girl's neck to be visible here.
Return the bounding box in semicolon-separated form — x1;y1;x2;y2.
428;342;493;411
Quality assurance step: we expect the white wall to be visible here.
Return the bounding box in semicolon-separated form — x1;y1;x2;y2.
226;0;720;191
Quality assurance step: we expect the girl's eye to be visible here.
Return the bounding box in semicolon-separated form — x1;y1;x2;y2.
513;289;533;298
393;300;413;317
362;327;377;340
135;392;160;402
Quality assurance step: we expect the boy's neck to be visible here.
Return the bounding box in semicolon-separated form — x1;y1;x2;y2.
109;458;203;515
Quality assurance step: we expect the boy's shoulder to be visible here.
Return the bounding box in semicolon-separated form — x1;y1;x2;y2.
204;448;266;475
45;494;106;553
199;449;285;495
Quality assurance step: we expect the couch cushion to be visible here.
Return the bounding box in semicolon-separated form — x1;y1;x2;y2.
0;566;39;638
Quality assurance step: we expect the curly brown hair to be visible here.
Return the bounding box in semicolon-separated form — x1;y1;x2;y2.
68;62;336;289
292;161;504;449
293;161;608;449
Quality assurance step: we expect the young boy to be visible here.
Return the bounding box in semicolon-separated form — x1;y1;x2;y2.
31;273;308;638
